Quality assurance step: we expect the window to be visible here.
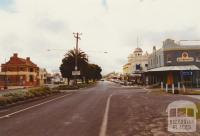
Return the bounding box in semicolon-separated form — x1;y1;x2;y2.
29;68;34;72
159;55;161;65
29;75;34;82
196;56;200;62
167;54;172;63
19;67;24;71
157;56;159;64
136;64;141;70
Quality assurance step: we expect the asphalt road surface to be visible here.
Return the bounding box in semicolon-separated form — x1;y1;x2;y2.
0;81;200;136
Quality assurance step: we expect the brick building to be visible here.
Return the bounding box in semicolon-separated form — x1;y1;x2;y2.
0;53;40;87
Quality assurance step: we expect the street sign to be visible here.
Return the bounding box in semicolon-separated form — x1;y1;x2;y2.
72;71;81;76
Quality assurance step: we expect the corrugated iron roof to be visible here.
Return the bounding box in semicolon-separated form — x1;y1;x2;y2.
148;65;200;72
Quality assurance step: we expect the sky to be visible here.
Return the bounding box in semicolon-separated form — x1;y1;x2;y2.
0;0;200;75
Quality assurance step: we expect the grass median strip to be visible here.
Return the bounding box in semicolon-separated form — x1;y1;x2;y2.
0;93;73;119
0;82;97;108
0;87;60;107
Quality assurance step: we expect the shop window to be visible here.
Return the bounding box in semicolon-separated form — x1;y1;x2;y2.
196;56;200;62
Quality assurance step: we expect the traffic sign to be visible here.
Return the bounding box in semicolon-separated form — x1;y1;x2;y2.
72;71;81;76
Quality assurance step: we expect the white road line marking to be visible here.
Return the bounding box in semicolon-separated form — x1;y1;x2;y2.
99;94;113;136
0;93;73;119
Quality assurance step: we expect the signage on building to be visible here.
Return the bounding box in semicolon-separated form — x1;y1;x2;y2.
72;71;81;76
177;52;194;62
181;71;193;76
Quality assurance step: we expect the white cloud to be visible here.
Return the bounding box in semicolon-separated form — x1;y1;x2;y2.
0;0;200;74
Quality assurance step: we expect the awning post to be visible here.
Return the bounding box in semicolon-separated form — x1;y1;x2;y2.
166;84;168;93
172;83;175;94
161;82;163;91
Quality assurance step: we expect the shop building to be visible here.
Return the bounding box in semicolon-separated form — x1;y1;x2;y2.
123;48;149;84
146;39;200;88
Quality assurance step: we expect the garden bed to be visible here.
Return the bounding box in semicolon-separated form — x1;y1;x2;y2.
55;82;97;90
0;87;60;108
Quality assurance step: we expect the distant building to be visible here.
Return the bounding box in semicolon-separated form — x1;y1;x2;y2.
52;73;63;84
38;68;48;85
0;53;40;87
146;39;200;87
123;47;149;83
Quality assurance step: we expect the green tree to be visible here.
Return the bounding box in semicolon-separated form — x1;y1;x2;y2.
86;64;102;82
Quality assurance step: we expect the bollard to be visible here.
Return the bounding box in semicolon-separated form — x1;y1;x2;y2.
161;82;164;91
183;85;186;93
172;84;175;94
178;82;180;91
166;84;168;93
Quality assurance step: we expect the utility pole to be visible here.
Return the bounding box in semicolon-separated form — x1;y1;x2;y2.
72;32;82;85
73;32;82;71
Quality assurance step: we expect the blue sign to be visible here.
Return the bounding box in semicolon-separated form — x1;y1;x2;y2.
181;71;193;76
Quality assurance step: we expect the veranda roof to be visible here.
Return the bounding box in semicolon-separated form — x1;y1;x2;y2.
147;65;200;72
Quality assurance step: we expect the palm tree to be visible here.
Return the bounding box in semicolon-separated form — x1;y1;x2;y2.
65;49;88;68
60;49;88;84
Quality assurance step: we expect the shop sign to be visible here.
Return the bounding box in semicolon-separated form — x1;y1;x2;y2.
177;52;194;62
181;71;193;76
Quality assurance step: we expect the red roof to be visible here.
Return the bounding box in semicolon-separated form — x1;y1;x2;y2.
3;53;38;67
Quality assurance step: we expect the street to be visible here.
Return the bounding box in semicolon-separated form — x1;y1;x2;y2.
0;81;200;136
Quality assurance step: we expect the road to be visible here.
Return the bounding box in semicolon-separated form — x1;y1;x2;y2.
0;81;200;136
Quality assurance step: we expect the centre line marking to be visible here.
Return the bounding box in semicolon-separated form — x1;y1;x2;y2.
0;93;73;119
99;94;113;136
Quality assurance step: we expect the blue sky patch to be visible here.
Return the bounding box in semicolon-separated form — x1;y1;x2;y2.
0;0;13;9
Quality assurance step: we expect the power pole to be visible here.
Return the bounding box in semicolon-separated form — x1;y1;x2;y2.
73;32;82;71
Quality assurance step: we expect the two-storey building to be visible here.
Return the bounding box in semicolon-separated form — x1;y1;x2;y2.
123;47;149;84
146;39;200;88
0;53;40;87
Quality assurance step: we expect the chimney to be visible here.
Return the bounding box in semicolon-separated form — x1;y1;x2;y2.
13;53;18;58
26;57;30;61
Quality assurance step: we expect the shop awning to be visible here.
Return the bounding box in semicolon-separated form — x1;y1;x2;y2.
147;65;200;72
